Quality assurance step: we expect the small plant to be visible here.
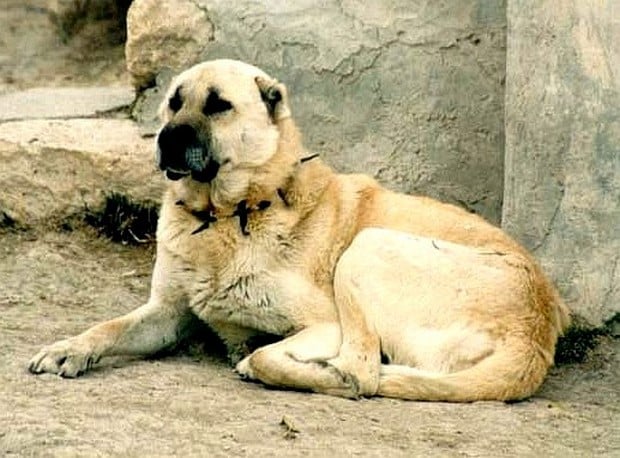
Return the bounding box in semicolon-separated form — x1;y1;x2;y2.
84;192;159;245
554;322;605;365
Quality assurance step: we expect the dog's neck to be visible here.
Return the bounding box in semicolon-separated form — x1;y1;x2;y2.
175;154;319;236
257;115;334;214
168;116;334;235
178;198;271;235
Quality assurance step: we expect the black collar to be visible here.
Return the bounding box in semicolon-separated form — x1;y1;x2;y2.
183;199;271;236
184;153;320;236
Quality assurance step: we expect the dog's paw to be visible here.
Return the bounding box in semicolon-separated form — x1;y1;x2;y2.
234;355;255;380
28;338;100;378
319;361;362;399
326;355;379;397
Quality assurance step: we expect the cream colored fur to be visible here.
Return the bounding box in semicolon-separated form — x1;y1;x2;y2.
29;59;570;401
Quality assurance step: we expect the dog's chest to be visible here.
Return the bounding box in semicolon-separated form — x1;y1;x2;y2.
188;233;327;335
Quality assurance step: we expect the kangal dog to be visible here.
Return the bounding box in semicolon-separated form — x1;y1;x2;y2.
29;59;569;401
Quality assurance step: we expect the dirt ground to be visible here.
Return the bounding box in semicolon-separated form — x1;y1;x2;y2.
0;0;128;93
1;2;619;457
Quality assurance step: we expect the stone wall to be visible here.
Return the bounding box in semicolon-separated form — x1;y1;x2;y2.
126;0;507;224
503;0;619;327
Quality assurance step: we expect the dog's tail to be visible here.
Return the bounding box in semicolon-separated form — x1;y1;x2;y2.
377;338;551;402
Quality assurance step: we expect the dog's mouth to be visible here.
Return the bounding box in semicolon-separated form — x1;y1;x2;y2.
163;160;220;183
189;160;220;183
164;168;190;181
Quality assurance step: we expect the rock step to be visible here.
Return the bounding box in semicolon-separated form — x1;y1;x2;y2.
0;117;163;226
0;87;134;122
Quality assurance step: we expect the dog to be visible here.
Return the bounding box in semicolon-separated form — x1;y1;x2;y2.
29;59;570;401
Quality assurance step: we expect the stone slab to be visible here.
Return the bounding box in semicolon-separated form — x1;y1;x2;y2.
0;118;163;225
0;86;134;121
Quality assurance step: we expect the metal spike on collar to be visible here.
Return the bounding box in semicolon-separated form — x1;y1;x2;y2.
299;153;320;163
190;199;273;236
232;200;250;236
191;211;217;235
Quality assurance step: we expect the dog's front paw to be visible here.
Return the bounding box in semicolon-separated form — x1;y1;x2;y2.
28;338;100;378
234;355;255;380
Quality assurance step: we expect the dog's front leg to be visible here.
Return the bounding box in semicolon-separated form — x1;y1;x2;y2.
235;322;363;398
28;254;191;377
28;299;191;377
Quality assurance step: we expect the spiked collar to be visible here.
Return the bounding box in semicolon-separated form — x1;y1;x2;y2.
182;199;272;236
181;153;320;236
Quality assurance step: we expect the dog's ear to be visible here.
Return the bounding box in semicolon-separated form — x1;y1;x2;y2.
158;79;182;122
255;76;291;121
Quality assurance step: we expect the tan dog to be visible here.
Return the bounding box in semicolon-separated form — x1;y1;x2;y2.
29;59;570;401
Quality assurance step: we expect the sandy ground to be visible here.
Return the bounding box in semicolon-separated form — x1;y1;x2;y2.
1;1;619;457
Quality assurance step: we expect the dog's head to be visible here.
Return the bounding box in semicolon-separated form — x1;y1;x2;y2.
156;59;296;208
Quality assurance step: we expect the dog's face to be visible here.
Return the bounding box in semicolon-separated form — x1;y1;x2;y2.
157;59;289;205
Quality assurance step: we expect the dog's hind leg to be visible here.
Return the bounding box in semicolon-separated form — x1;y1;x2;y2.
324;256;382;396
234;322;363;398
318;231;387;397
332;228;557;402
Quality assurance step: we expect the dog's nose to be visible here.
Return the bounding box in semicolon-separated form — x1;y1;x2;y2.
157;124;198;171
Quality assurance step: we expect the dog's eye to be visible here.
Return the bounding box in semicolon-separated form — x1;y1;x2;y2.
169;87;183;113
203;91;233;116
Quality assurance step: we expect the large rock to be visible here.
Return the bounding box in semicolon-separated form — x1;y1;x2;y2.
503;0;619;326
126;0;507;223
0;118;162;225
125;0;214;90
